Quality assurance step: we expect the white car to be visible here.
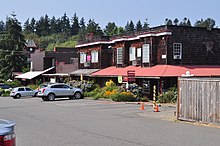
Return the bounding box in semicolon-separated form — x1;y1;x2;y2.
10;87;38;99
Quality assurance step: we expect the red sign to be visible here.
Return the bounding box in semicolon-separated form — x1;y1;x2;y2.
127;70;135;82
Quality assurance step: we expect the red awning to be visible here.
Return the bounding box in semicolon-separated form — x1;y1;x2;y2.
91;65;220;78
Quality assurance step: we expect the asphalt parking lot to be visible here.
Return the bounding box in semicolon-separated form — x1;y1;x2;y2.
1;96;220;146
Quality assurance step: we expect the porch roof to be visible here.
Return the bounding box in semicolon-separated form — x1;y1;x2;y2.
91;65;220;78
15;67;55;80
69;69;100;76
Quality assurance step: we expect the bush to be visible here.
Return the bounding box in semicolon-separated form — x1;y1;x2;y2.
109;92;136;102
28;84;38;90
158;86;178;103
2;90;10;97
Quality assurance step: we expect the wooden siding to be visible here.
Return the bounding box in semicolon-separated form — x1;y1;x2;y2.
178;78;220;124
78;44;112;69
167;26;220;65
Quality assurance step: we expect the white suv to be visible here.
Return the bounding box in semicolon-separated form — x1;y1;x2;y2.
37;83;84;101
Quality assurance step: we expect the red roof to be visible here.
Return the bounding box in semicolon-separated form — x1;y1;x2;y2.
91;65;220;77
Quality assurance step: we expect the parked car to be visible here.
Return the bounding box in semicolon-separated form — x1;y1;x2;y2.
37;83;84;101
10;87;38;99
0;84;11;89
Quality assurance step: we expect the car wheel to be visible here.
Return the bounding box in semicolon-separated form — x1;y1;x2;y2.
34;93;38;97
74;92;82;99
15;94;21;99
47;93;55;101
42;97;48;101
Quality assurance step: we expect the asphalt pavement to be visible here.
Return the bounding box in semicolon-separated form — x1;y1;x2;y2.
0;96;220;146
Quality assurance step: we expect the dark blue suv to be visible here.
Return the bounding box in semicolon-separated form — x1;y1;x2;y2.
0;84;11;89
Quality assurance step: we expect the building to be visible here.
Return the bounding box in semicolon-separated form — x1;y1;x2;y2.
16;47;78;84
75;25;220;99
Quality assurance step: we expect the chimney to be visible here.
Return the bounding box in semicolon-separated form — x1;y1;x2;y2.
30;61;33;71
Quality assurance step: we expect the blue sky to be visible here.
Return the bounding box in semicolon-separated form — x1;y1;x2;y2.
1;0;219;28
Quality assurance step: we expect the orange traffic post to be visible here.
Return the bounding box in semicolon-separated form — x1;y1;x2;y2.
139;102;145;110
154;104;159;112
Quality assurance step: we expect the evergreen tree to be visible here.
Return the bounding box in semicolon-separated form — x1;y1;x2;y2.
35;15;50;36
104;22;117;36
0;20;5;32
125;20;135;33
50;16;58;34
78;17;86;41
186;19;192;26
142;19;149;30
23;18;32;33
179;17;188;26
136;20;142;32
60;13;71;35
86;19;103;37
165;18;173;25
30;18;36;33
173;18;179;25
194;18;216;28
0;13;26;79
71;13;80;35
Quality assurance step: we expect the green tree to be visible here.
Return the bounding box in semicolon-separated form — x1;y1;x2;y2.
104;22;117;36
142;19;149;30
125;20;135;33
194;18;216;28
78;17;86;41
186;19;191;26
35;15;50;36
23;18;32;34
0;20;5;32
179;17;188;26
165;18;172;25
71;13;80;35
86;19;103;37
173;18;179;25
0;13;26;80
136;20;142;32
60;13;71;35
50;16;58;34
29;17;36;33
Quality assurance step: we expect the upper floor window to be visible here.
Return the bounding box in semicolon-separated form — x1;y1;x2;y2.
142;44;150;63
129;47;136;61
91;50;99;63
173;43;182;59
80;52;87;63
117;48;123;64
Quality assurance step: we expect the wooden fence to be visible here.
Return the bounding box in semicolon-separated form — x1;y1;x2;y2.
178;77;220;124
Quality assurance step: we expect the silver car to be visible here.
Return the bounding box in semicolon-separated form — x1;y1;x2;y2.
37;83;84;101
10;87;38;99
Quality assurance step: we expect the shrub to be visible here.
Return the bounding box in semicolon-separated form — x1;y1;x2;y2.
2;90;10;97
158;86;178;103
28;84;38;90
109;92;136;102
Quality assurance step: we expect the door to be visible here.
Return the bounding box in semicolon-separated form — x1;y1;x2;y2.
25;87;34;96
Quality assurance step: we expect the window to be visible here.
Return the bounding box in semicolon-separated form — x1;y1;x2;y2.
80;52;87;63
91;50;99;63
25;88;32;91
117;48;123;64
18;88;25;91
173;43;182;59
51;85;64;88
70;58;76;64
129;47;136;61
142;44;150;63
137;48;142;57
